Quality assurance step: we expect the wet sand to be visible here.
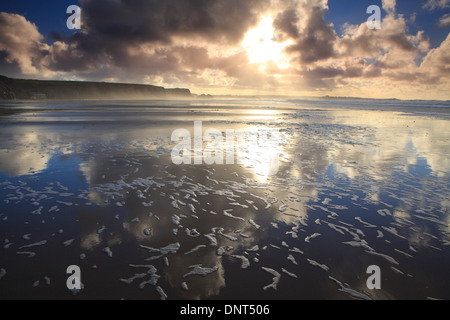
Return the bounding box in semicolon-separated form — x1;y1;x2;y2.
0;98;449;300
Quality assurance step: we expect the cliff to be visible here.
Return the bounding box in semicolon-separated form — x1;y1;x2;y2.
0;75;191;100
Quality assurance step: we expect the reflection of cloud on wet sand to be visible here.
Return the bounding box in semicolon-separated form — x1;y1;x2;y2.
165;251;227;300
323;110;450;179
80;232;101;251
0;102;449;299
0;132;53;176
74;148;272;298
0;121;265;299
68;108;449;299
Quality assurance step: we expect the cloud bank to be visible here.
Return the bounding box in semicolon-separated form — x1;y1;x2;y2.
0;0;449;99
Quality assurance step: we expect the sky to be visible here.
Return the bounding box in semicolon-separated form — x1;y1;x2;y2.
0;0;449;100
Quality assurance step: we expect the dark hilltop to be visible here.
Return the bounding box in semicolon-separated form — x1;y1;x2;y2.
0;75;191;100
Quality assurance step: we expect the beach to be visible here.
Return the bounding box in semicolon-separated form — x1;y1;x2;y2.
0;98;449;300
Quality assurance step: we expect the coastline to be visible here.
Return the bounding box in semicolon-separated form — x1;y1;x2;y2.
0;75;192;100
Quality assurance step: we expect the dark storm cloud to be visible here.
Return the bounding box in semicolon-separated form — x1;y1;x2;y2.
0;50;22;78
304;65;344;78
299;63;364;90
274;4;337;64
42;0;270;75
273;8;300;40
79;0;269;44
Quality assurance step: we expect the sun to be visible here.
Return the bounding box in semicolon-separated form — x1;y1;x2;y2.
242;17;292;71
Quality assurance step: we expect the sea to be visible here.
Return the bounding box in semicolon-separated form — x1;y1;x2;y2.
0;98;449;300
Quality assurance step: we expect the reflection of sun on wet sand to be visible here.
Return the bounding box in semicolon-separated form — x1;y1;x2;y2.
0;99;449;299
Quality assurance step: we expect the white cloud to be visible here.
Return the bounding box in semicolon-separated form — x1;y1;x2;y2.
382;0;397;13
0;13;46;75
423;0;450;10
437;13;450;27
420;33;450;78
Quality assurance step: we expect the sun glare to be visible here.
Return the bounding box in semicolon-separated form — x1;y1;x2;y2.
242;17;292;71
